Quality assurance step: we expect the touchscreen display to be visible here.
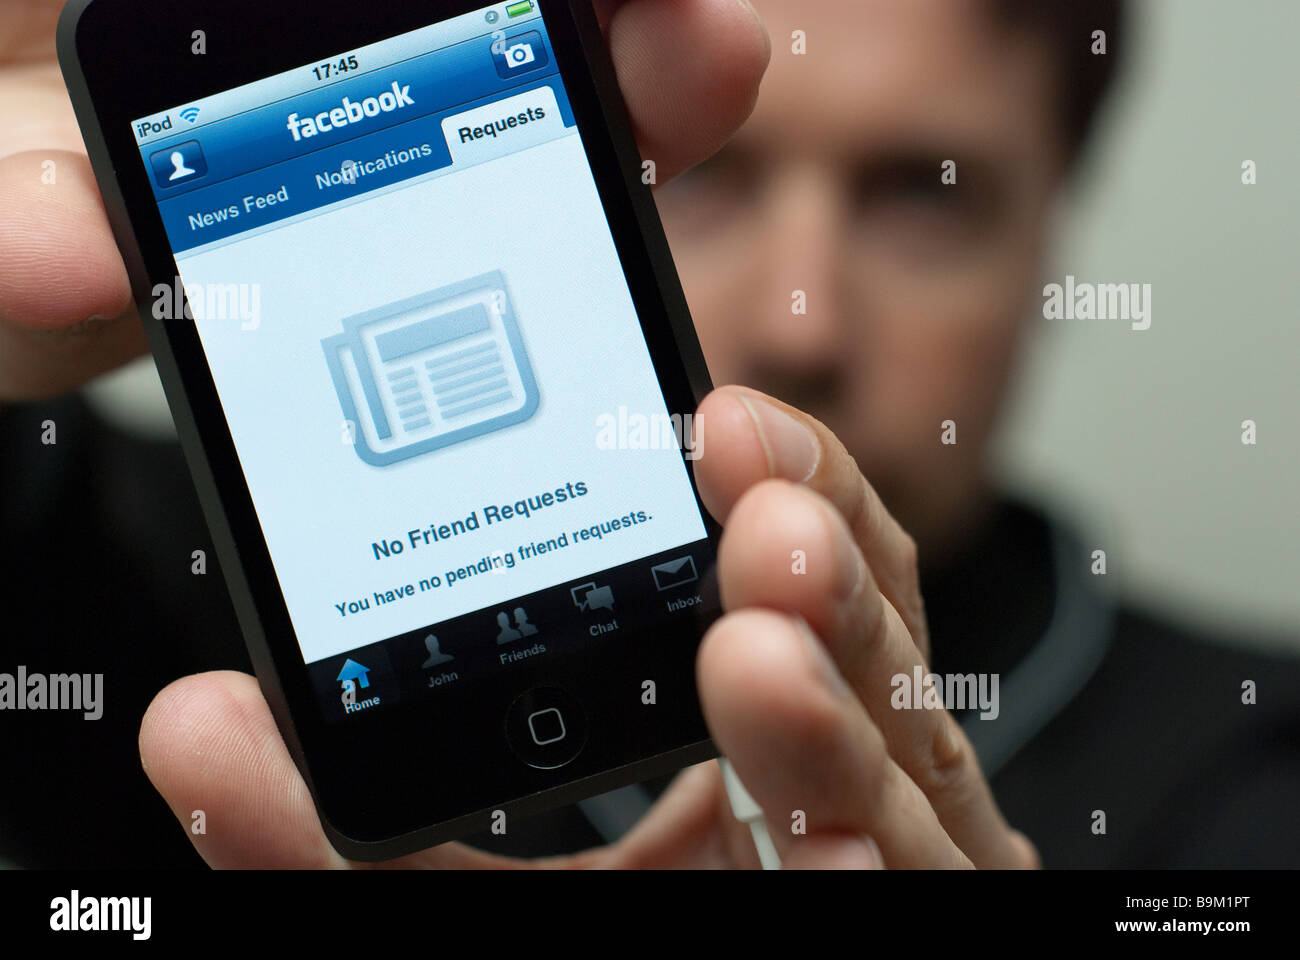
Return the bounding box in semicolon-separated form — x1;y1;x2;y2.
129;1;713;720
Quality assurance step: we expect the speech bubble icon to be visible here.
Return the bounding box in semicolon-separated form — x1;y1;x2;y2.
585;585;614;611
571;582;615;611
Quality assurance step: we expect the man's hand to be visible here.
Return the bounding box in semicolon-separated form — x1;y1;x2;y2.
688;386;1038;869
0;0;768;398
5;0;1035;868
138;385;1038;870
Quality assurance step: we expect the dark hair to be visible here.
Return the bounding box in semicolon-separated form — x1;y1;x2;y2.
992;0;1126;165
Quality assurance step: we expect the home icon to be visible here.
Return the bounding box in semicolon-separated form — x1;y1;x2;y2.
336;658;372;690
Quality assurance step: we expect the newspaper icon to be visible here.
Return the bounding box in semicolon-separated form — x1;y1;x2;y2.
323;272;539;466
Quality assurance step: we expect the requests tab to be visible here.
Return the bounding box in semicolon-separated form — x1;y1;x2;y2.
441;87;564;167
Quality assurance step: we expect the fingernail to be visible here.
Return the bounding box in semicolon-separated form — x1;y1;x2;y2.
735;0;769;41
793;615;852;699
803;834;885;870
737;393;820;483
857;834;885;869
817;497;868;605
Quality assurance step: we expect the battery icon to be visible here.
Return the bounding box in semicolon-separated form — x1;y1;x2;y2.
506;1;533;18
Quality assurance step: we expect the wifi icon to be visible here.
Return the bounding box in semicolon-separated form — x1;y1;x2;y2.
179;106;200;124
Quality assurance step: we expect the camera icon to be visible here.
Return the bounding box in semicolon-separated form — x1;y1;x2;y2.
504;42;536;68
491;30;548;77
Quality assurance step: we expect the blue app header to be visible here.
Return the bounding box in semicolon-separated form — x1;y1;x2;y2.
137;17;573;254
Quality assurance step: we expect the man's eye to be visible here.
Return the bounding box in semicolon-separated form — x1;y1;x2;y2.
654;149;763;237
848;160;1005;260
671;148;758;194
854;165;968;214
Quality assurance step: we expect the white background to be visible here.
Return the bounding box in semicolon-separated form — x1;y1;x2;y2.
175;132;706;663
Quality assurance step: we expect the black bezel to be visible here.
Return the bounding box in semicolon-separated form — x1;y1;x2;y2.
58;0;722;860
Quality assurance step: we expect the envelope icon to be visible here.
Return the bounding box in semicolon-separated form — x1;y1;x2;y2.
651;555;698;591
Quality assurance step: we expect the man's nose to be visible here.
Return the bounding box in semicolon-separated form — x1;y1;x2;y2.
746;167;848;373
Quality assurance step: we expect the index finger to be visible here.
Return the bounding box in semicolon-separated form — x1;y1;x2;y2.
695;384;931;660
597;0;770;183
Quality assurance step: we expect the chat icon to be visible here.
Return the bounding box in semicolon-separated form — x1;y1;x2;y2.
571;582;615;612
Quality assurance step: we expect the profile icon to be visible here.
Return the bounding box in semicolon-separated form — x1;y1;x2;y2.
167;150;196;181
421;634;454;668
496;611;522;645
148;140;207;188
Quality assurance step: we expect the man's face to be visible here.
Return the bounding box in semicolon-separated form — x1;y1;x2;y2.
656;0;1067;555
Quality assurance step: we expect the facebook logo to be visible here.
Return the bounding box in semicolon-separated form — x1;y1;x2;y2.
149;140;207;188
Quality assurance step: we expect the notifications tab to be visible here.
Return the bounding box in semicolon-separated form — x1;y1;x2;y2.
441;87;563;167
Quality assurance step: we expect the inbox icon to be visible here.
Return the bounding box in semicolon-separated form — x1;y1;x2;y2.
650;556;698;591
322;272;539;466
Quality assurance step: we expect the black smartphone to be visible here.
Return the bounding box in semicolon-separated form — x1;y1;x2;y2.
58;0;722;860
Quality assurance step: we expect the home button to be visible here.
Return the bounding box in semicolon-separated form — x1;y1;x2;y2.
505;685;587;769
